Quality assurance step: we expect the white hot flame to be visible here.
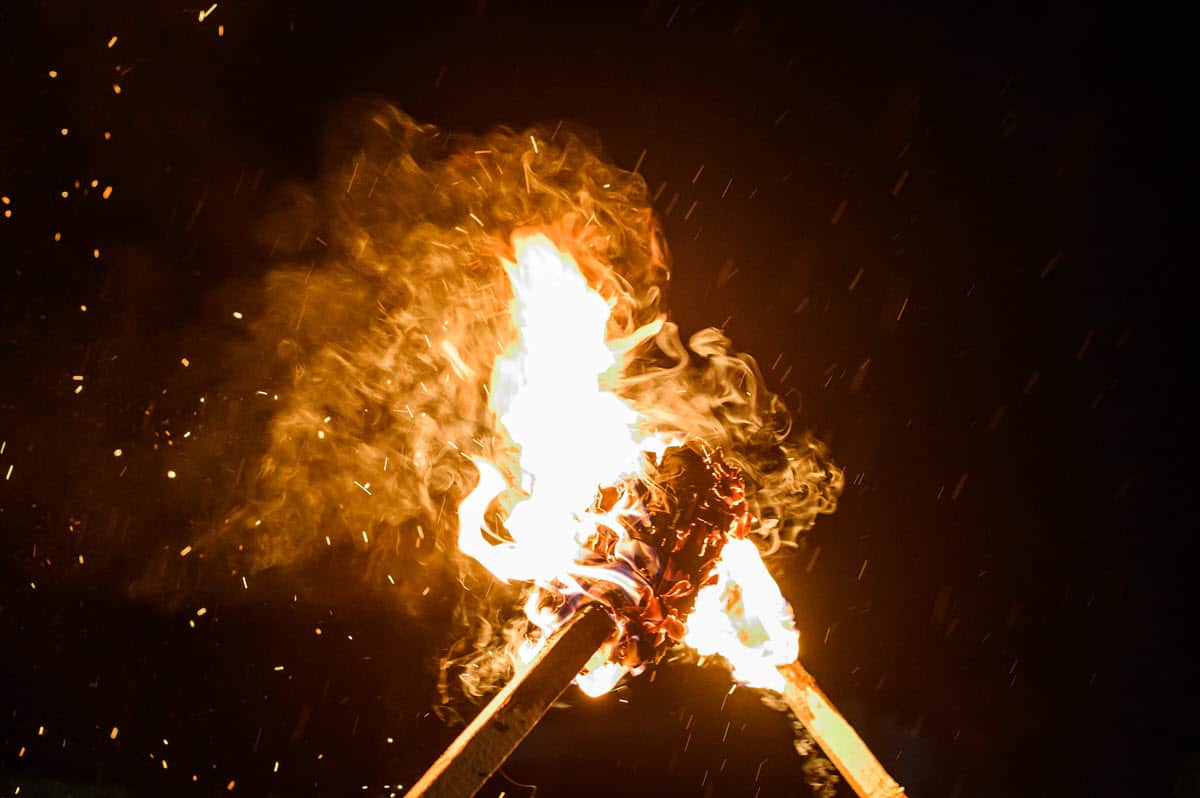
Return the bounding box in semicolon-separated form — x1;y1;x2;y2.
684;537;800;692
458;231;802;697
457;233;662;587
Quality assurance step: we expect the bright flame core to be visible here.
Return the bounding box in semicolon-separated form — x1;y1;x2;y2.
457;232;801;695
685;537;800;691
458;234;666;587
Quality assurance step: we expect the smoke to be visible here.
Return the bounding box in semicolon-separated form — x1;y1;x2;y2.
203;103;841;711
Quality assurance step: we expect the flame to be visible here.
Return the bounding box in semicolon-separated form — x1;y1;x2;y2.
684;537;800;691
456;232;671;695
457;233;666;588
219;107;841;705
457;230;801;697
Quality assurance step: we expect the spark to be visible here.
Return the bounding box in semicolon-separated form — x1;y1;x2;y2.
848;268;864;292
107;36;118;48
1041;253;1061;279
1076;330;1094;361
48;70;58;78
831;199;848;225
529;135;538;154
166;470;177;479
354;481;372;496
112;84;121;94
231;311;243;319
951;473;969;501
110;727;119;740
102;186;113;199
112;448;122;457
198;3;218;22
1024;372;1040;395
179;545;192;557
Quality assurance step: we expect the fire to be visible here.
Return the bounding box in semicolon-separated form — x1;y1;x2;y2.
457;233;667;587
222;107;840;708
457;230;802;696
684;537;800;691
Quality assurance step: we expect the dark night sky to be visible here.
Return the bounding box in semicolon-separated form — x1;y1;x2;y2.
0;2;1190;797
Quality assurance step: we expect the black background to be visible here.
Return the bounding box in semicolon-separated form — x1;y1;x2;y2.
0;2;1190;797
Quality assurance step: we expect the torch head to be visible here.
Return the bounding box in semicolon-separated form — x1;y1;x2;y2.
524;442;749;683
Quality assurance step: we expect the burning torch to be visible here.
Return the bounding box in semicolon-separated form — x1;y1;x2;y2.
404;234;905;798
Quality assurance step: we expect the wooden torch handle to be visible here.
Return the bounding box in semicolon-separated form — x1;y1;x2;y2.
778;661;907;798
405;604;616;798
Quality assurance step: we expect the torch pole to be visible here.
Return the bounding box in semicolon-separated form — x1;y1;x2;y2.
778;661;907;798
405;603;616;798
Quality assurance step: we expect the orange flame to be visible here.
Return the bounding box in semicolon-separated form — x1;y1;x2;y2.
220;107;841;705
457;231;802;696
457;231;673;695
685;537;800;691
458;233;668;588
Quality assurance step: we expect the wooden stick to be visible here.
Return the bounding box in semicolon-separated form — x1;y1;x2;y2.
406;608;903;798
405;604;616;798
778;661;907;798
